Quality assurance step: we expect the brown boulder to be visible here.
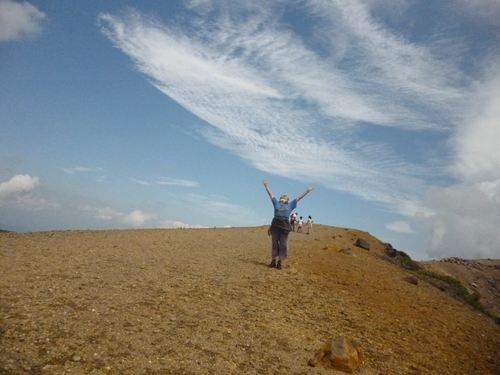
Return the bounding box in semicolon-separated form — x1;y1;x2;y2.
308;335;362;373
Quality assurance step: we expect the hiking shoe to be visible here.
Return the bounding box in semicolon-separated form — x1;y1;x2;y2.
268;260;277;268
276;260;282;270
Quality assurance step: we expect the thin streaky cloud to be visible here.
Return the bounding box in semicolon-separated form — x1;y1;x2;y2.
61;166;104;174
155;177;199;187
131;178;150;186
306;0;466;128
386;220;415;234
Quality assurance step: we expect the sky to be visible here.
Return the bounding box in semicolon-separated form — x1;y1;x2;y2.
1;0;500;260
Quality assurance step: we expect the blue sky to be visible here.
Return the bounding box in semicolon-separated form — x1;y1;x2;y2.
1;0;499;260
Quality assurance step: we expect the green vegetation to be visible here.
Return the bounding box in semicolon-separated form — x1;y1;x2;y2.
399;254;500;324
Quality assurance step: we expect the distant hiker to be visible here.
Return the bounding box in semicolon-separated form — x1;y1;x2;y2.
297;216;303;233
306;215;313;234
262;180;314;270
290;213;296;231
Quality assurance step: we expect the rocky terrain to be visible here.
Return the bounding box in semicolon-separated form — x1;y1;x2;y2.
420;257;500;320
1;225;499;374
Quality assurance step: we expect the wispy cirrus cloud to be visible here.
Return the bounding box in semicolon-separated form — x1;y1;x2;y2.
99;0;500;258
98;2;456;217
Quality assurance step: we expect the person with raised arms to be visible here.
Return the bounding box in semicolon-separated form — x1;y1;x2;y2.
262;180;314;269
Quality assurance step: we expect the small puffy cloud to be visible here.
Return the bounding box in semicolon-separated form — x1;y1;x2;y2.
0;174;60;211
0;174;39;198
386;220;415;234
0;0;46;42
122;209;156;227
78;205;156;227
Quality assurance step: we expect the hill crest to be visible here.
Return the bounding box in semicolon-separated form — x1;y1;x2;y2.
1;225;499;374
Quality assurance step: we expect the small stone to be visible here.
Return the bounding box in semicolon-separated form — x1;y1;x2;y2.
404;276;419;285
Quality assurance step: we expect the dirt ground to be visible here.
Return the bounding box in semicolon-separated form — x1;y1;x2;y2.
1;225;499;374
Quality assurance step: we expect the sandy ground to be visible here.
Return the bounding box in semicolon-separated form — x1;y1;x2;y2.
1;225;499;374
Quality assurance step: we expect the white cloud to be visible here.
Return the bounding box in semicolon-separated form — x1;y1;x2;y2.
78;205;156;227
386;220;415;234
419;68;500;259
0;174;60;211
423;183;500;259
0;174;39;198
0;0;46;42
450;68;500;182
122;209;156;227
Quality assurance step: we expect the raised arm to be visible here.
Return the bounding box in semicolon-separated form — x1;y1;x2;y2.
296;187;314;202
262;180;274;199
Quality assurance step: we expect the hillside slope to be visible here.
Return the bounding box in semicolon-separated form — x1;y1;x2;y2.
1;225;499;374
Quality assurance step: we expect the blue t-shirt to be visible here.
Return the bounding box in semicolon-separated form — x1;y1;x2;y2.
272;197;297;218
